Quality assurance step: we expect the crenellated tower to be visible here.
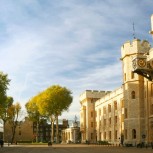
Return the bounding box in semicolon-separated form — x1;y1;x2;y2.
121;39;149;144
80;90;111;143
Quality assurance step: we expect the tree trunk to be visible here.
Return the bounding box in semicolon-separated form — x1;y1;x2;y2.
51;117;54;143
56;116;59;143
11;121;17;144
36;121;39;143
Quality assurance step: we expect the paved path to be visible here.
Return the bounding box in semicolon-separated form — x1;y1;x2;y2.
0;144;153;153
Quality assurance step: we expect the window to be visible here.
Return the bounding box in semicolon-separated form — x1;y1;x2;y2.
124;73;126;81
91;122;93;128
109;131;111;139
151;104;153;115
151;84;153;97
125;108;127;118
125;129;127;139
131;91;135;99
104;132;106;139
131;71;134;79
115;130;117;139
91;133;93;139
132;129;136;139
99;121;101;127
91;111;93;117
114;101;117;110
103;107;106;114
108;104;111;113
19;131;21;135
115;116;117;124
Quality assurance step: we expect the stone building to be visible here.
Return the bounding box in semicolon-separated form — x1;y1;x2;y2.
62;121;80;144
0;119;3;139
80;15;153;145
4;117;69;143
32;118;69;142
4;117;33;143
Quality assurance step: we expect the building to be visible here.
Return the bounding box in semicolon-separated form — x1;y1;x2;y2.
0;119;3;139
4;117;33;143
32;118;69;142
62;121;80;143
4;117;69;143
80;15;153;146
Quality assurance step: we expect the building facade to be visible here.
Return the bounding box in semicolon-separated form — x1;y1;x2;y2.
80;15;153;145
0;119;3;139
4;117;69;143
62;122;80;144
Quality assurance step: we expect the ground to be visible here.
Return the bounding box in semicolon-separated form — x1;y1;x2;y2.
0;144;153;153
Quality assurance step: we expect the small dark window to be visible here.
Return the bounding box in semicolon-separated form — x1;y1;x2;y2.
131;72;134;79
124;73;126;81
19;131;21;135
131;91;135;99
125;108;127;118
132;129;136;139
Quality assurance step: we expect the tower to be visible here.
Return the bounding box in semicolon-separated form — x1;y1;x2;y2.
121;39;149;145
80;90;110;143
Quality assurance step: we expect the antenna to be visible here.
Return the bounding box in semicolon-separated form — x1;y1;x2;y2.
133;22;136;39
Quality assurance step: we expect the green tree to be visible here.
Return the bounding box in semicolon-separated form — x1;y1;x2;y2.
0;71;10;104
38;85;73;143
0;96;13;140
25;95;42;142
0;71;11;140
7;102;21;144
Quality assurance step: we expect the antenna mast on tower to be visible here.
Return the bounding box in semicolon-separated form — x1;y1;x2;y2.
133;22;136;39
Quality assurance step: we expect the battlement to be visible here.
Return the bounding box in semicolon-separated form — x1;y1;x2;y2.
95;86;123;107
80;90;111;102
121;39;150;59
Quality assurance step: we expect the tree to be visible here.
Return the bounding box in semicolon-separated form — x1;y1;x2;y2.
0;96;13;140
38;85;73;143
25;95;42;142
0;71;10;105
7;102;21;144
0;71;11;141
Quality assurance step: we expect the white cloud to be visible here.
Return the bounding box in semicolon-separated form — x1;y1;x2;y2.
0;0;152;119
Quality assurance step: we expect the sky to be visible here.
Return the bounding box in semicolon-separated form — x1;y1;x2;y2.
0;0;153;121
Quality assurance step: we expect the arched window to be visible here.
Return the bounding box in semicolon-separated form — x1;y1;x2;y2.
131;71;134;79
132;129;136;139
124;73;126;81
131;91;135;99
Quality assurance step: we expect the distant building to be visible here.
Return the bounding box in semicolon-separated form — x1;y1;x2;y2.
32;118;69;142
4;117;69;143
0;119;3;139
4;117;33;142
62;121;80;143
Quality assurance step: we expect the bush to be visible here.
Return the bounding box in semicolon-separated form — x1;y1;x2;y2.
97;141;110;145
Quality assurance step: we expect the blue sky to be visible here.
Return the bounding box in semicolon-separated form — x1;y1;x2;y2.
0;0;153;120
